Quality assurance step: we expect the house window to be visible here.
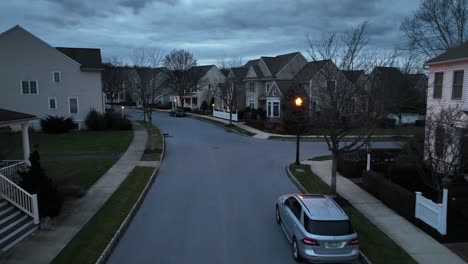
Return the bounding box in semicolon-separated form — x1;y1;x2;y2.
435;126;445;157
267;100;280;117
273;91;277;97
48;97;57;109
433;72;443;99
266;83;270;91
249;82;255;92
53;71;61;83
248;100;255;109
21;80;38;95
327;80;336;90
69;97;79;114
312;100;318;112
452;70;464;99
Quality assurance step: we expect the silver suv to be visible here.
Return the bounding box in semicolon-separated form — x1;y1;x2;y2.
276;194;359;263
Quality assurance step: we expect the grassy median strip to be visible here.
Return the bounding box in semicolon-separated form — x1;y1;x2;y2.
190;116;256;136
51;166;154;264
289;164;417;264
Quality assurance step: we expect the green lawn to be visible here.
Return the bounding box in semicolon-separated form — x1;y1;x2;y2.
51;166;154;264
289;164;417;264
0;130;133;190
42;158;117;189
138;121;164;161
0;130;133;156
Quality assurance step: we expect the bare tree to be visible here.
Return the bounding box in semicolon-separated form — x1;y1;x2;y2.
102;57;124;108
163;49;198;108
215;78;243;125
131;47;163;121
401;0;468;58
306;22;391;195
406;106;468;192
217;55;244;71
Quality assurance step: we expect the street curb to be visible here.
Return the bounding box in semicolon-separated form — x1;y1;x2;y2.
285;165;372;264
95;127;166;264
187;114;254;137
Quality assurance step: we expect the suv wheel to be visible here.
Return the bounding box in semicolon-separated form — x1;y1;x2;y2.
275;206;281;224
292;238;303;262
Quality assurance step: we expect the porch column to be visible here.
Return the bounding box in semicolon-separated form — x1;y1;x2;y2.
21;123;31;165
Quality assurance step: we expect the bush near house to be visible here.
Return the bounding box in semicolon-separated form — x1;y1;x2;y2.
85;110;132;131
40;115;75;133
18;149;62;218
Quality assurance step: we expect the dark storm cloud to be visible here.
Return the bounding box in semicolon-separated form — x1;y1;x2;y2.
0;0;420;65
119;0;179;14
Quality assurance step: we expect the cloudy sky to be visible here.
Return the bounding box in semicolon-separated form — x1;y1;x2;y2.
0;0;420;65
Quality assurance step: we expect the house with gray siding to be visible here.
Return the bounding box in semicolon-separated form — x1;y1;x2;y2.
242;52;308;118
0;25;103;129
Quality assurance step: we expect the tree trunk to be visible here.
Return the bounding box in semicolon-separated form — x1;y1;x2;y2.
147;113;153;151
229;111;232;125
330;155;337;196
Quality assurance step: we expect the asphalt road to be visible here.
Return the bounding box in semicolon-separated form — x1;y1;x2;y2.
108;111;399;264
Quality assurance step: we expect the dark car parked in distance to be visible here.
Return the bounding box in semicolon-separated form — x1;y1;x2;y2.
170;108;186;117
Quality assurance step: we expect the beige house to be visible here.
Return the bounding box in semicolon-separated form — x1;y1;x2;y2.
0;25;103;129
242;52;308;118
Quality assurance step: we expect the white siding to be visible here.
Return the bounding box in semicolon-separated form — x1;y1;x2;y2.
0;26;103;129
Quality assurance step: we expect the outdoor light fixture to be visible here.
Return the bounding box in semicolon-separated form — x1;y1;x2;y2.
295;97;303;165
295;97;303;107
121;106;125;119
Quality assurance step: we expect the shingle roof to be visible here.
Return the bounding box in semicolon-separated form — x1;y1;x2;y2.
230;67;248;80
261;52;300;76
274;80;294;95
342;70;365;84
244;59;259;68
374;67;406;80
189;65;214;81
0;108;36;125
252;65;264;78
293;60;329;82
56;47;103;70
426;41;468;65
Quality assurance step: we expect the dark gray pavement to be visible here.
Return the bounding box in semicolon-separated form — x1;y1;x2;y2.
108;110;399;264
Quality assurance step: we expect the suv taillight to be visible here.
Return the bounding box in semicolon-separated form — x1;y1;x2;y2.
348;238;359;246
302;238;320;246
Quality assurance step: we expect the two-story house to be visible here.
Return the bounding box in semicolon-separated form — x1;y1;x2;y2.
243;52;308;118
0;25;103;129
425;43;468;179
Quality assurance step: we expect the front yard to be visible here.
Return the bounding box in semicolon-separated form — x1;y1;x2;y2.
0;130;133;190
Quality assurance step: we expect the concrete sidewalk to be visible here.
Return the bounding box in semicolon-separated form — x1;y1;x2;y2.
2;121;147;264
302;160;466;264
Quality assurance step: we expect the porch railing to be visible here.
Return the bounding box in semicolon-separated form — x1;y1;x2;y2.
0;160;27;181
0;161;39;224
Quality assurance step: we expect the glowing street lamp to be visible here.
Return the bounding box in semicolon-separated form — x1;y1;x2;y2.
295;97;302;165
121;106;125;119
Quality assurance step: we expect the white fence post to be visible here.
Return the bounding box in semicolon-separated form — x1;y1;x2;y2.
32;194;40;224
439;188;448;235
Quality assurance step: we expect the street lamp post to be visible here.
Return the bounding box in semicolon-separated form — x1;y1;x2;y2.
121;106;125;119
295;97;303;165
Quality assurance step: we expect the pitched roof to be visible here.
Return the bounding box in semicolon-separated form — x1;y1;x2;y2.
426;41;468;65
261;52;300;76
273;80;294;95
342;70;365;84
293;60;329;82
405;73;427;87
252;65;264;78
56;47;102;70
230;67;248;80
0;108;36;125
189;65;214;81
244;59;259;68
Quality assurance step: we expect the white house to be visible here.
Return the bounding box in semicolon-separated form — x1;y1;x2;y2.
425;43;468;180
0;25;104;129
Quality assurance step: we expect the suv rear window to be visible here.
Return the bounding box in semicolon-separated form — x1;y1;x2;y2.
305;218;354;236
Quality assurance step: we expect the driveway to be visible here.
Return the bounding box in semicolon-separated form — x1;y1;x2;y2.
108;110;398;264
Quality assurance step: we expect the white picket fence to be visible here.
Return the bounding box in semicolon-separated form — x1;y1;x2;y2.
415;189;448;235
213;110;238;122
